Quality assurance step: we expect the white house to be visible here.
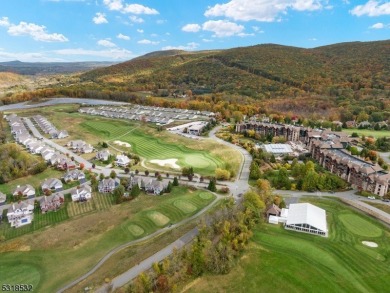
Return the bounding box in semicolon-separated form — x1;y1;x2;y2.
7;201;34;228
96;150;110;161
71;184;92;202
12;185;35;199
115;154;130;167
62;170;85;182
41;178;63;192
98;178;120;193
57;130;69;139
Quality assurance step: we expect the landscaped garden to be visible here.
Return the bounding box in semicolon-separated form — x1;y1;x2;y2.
184;197;390;293
0;186;216;292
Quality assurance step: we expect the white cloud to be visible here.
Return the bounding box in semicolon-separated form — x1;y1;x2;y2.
54;48;133;59
129;15;144;23
103;0;123;11
202;20;245;37
309;37;318;41
97;39;117;47
369;22;390;29
93;12;108;24
205;0;326;22
138;39;159;45
0;17;10;27
0;50;62;62
156;19;166;25
137;29;144;33
162;42;199;51
117;33;130;40
182;23;201;32
202;38;213;42
104;0;159;15
252;26;264;33
7;21;68;42
123;4;159;15
370;22;384;29
351;1;390;17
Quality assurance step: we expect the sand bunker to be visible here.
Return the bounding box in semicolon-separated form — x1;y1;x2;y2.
150;158;180;169
362;241;378;248
113;140;131;148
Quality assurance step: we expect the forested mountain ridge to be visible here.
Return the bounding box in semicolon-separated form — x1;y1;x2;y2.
80;40;390;99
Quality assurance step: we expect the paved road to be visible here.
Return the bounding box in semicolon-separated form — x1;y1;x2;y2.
58;191;222;293
274;189;390;223
58;125;253;292
208;126;252;200
24;118;94;169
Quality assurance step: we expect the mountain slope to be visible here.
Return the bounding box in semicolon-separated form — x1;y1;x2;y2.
80;40;390;98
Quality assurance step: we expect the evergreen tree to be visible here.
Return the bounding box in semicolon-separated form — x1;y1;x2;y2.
173;176;179;186
131;184;141;197
208;177;217;192
249;161;260;180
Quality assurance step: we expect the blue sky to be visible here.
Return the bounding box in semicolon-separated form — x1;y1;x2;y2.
0;0;389;62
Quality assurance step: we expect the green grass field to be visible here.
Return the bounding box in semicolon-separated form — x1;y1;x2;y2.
80;119;225;175
0;187;216;292
0;205;69;241
0;168;63;196
185;198;390;293
343;128;390;138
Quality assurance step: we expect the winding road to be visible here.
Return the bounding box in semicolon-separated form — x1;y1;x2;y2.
57;126;253;293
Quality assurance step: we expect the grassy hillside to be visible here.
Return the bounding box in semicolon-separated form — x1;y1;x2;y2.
80;40;390;99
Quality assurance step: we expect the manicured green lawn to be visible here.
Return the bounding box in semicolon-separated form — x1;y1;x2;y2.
0;187;216;293
0;168;63;196
80;120;225;175
343;128;390;138
362;201;390;214
186;198;390;293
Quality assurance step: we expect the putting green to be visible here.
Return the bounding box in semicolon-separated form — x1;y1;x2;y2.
355;245;385;261
339;214;382;237
146;211;170;226
174;200;197;214
127;224;144;237
80;120;225;175
184;154;212;169
199;192;213;200
0;264;41;289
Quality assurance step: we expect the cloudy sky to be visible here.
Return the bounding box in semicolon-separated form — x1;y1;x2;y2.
0;0;389;62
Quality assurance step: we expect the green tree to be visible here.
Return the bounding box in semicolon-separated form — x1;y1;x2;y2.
110;170;117;179
249;161;260;180
208;177;217;192
243;191;265;219
302;170;319;191
173;176;179;186
131;184;141;197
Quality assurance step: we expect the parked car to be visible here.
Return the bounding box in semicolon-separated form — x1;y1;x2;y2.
382;199;390;202
368;196;375;200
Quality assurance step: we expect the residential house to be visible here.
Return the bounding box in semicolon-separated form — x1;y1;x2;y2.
0;192;6;206
12;185;35;199
96;150;110;161
57;158;77;171
62;170;86;183
39;193;64;213
81;144;94;154
41;148;55;161
7;201;34;228
41;178;63;192
145;179;167;195
115;154;130;167
71;184;92;202
266;204;281;218
98;178;120;193
57;130;69;139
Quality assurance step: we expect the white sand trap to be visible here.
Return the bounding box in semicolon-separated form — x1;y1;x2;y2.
113;140;131;147
362;241;378;248
150;158;180;169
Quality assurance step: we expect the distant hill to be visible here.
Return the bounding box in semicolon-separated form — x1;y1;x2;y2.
0;61;117;75
80;40;390;99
